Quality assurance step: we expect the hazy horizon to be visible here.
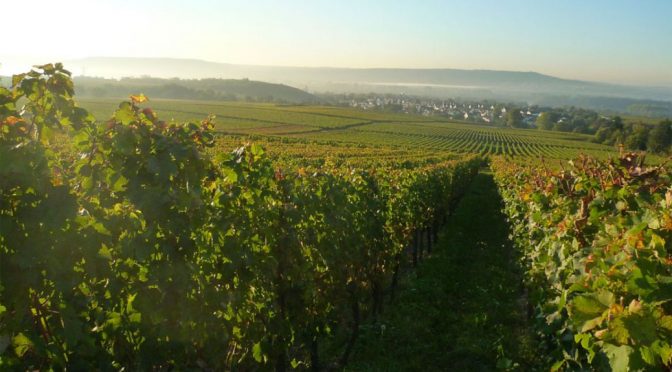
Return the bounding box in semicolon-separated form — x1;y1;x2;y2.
3;0;672;87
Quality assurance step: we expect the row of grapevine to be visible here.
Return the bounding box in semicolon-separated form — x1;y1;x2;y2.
492;154;672;371
82;98;621;161
210;135;460;169
0;65;481;369
292;123;616;160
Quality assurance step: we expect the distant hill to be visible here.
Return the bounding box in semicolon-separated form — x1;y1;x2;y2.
63;57;671;98
72;76;317;104
2;57;671;116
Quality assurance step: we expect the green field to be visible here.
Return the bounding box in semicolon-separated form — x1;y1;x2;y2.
80;98;620;161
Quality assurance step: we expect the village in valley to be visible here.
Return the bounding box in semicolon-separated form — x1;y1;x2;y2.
345;94;544;126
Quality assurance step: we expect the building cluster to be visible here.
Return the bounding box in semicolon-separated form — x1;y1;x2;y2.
347;95;542;125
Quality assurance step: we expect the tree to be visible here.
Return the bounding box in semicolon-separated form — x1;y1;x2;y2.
625;124;649;150
506;109;524;128
647;119;672;153
535;112;555;130
589;117;611;134
608;129;625;146
553;120;572;132
571;118;588;134
612;116;624;131
594;127;612;144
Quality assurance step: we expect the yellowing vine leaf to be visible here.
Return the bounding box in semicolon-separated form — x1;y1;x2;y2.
130;94;148;104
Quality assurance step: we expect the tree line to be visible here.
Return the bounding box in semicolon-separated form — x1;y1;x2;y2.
504;107;672;154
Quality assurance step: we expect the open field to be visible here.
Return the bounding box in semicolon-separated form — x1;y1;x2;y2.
80;98;621;161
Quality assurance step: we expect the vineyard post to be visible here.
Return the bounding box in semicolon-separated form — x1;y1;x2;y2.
426;227;432;254
389;253;402;301
372;280;382;319
412;229;419;267
338;285;360;368
418;228;424;261
310;336;319;372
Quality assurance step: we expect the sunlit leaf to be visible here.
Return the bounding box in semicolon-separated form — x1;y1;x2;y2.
130;94;148;104
12;333;32;358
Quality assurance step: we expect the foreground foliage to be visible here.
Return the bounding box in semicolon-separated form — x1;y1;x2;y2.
0;65;480;369
493;154;672;371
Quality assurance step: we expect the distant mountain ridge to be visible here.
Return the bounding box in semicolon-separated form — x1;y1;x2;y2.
65;57;585;89
3;57;671;115
63;57;671;100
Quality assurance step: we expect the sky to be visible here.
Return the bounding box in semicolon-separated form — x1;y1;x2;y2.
2;0;671;86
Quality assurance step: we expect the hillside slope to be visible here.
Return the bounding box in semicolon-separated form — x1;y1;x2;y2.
72;76;317;103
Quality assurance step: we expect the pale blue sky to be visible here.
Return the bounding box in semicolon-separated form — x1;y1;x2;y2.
3;0;671;85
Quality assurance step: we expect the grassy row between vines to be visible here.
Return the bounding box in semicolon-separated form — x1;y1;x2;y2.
346;172;542;371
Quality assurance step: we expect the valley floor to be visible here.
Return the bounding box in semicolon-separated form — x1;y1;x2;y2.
346;172;543;371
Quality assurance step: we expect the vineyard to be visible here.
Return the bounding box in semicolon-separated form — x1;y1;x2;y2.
0;65;482;369
2;65;671;371
80;98;621;162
